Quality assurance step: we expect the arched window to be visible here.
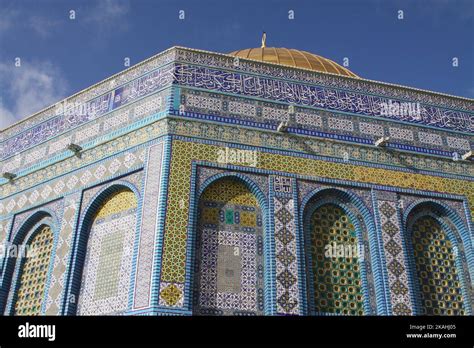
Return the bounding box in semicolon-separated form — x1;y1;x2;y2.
193;178;264;315
308;204;364;315
76;188;138;315
411;216;464;315
14;225;54;315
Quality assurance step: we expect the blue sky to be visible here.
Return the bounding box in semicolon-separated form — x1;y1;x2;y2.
0;0;473;129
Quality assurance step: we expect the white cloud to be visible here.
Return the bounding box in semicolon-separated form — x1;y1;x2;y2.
84;0;130;32
0;60;68;129
0;1;130;39
28;16;60;38
0;8;19;35
0;8;60;38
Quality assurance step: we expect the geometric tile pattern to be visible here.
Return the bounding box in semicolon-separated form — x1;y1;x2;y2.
14;225;54;316
192;178;264;315
134;142;164;309
273;176;299;315
377;199;413;315
159;282;184;308
411;216;465;315
77;189;138;315
0;218;13;254
309;204;364;315
197;166;269;200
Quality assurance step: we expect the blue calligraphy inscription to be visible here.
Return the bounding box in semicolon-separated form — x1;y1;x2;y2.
3;62;472;160
173;64;474;133
112;68;173;109
2;64;175;160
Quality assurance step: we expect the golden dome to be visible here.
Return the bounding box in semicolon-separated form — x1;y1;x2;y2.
229;47;358;78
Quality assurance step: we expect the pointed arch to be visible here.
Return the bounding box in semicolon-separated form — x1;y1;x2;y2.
0;209;59;315
189;173;269;315
403;200;473;315
300;187;384;315
63;182;140;315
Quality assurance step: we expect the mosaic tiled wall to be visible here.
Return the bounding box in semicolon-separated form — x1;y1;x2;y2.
410;216;465;315
0;200;63;315
308;204;364;315
160;138;473;313
191;178;264;315
0;218;12;272
272;176;300;315
2;116;471;220
77;189;138;315
1;142;148;217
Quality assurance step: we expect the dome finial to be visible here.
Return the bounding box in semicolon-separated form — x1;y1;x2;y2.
261;32;266;48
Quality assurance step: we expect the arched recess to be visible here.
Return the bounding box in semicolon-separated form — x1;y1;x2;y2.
63;182;140;315
0;210;59;315
301;188;381;315
404;201;473;315
191;174;268;315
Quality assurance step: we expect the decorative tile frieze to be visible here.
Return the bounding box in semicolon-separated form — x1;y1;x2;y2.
173;64;473;133
1;147;146;216
167;118;473;178
1;118;167;199
2;45;471;159
1;89;170;174
389;127;414;141
178;89;472;159
174;48;473;112
359;122;384;137
1;67;173;160
418;132;443;146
